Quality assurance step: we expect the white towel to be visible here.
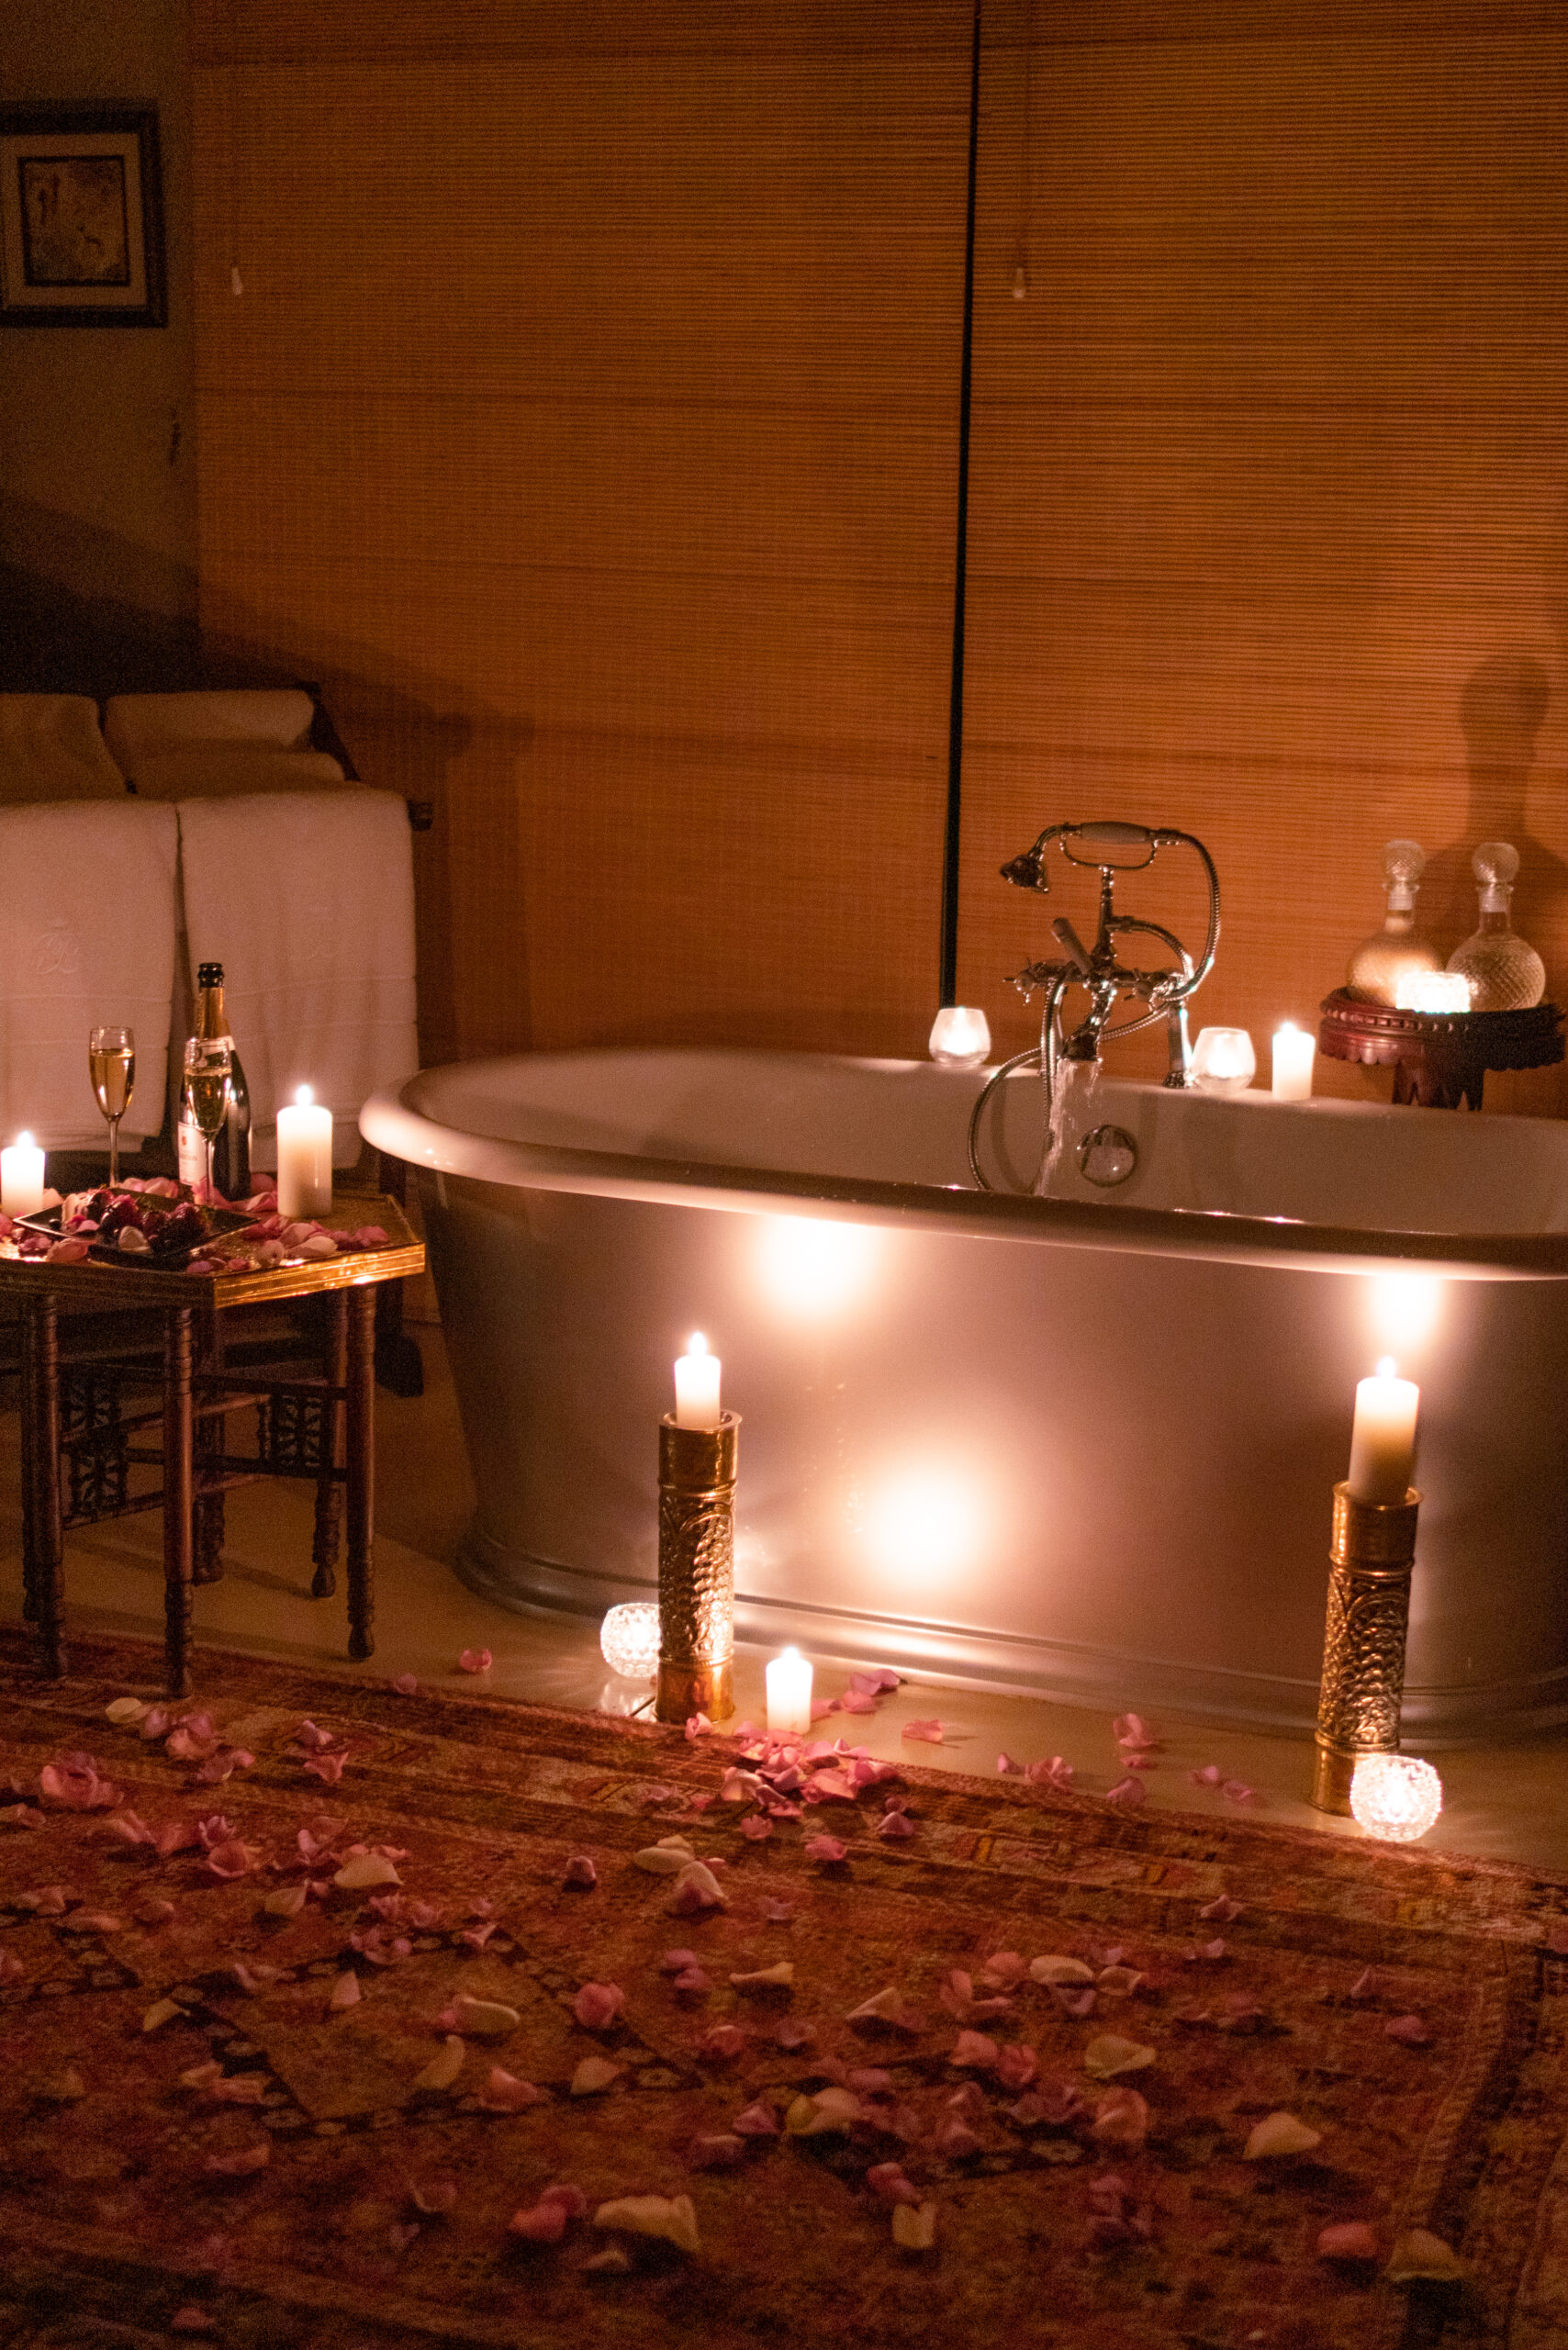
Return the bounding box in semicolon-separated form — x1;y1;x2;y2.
0;694;128;804
104;688;317;766
0;800;178;1147
176;790;418;1168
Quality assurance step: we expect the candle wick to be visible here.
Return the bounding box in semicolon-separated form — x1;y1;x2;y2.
1375;1356;1397;1378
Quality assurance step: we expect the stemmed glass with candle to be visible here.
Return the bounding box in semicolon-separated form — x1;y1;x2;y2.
88;1025;135;1186
183;1034;232;1204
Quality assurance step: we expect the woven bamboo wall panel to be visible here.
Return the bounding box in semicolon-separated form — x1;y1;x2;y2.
960;12;1568;1107
194;9;971;1064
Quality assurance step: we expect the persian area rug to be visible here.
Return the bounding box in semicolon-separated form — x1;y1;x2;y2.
2;1634;1568;2350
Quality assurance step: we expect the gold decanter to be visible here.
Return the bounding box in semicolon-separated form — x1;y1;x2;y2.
1345;838;1445;1006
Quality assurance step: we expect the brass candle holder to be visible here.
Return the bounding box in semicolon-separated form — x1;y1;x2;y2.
1312;1480;1421;1815
655;1412;739;1724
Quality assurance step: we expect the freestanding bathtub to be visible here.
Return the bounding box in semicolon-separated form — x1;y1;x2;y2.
362;1051;1568;1741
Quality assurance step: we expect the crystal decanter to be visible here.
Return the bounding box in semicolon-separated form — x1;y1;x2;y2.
1345;838;1446;1005
1446;841;1546;1013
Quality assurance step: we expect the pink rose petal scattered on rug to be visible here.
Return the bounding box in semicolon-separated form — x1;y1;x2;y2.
902;1718;945;1744
1200;1895;1242;1922
391;1674;419;1695
169;2309;214;2334
994;2042;1038;2091
1384;2014;1432;2046
1348;1966;1378;2000
685;2132;746;2171
1104;1775;1147;1807
696;2023;747;2061
292;1718;334;1751
1189;1763;1223;1786
804;1833;847;1863
409;2177;459;2216
685;1714;712;1740
950;2030;999;2070
301;1751;346;1785
1222;1780;1257;1804
866;2161;921;2205
1186;1938;1227;1963
563;1855;598;1888
1025;1755;1074;1787
877;1811;916;1840
1090;2087;1149;2152
457;1649;492;1673
1112;1712;1151;1748
740;1816;773;1841
572;1981;625;2031
733;2099;780;2137
477;2068;546;2110
39;1753;121;1810
1318;2221;1379;2262
204;1839;260;1880
997;1753;1022;1775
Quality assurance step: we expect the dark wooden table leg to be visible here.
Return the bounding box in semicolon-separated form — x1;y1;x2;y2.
18;1294;39;1627
312;1292;347;1597
193;1304;227;1585
163;1306;196;1698
344;1283;375;1660
24;1296;64;1677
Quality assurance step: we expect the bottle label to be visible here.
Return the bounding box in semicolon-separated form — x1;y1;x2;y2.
176;1118;207;1192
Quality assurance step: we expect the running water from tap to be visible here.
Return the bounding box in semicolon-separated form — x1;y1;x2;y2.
1036;1058;1103;1197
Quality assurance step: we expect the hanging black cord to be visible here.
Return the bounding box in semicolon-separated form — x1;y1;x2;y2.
939;0;983;1010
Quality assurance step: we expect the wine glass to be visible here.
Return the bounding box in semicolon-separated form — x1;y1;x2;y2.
183;1035;231;1204
88;1025;136;1187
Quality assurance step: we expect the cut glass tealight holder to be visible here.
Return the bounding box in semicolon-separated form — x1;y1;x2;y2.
599;1601;661;1682
1349;1751;1442;1843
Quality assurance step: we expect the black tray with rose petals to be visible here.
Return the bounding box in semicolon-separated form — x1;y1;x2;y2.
16;1192;255;1270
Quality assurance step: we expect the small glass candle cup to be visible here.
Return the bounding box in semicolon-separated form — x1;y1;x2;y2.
599;1601;661;1682
1349;1751;1442;1843
1191;1026;1257;1095
928;1006;992;1069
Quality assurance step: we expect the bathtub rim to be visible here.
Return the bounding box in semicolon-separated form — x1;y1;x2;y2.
362;1058;1568;1283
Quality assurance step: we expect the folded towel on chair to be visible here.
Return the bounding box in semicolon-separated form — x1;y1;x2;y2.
0;800;178;1146
176;790;418;1168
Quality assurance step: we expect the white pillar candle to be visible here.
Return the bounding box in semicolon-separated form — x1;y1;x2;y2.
1;1131;46;1216
1271;1023;1316;1101
1348;1357;1419;1505
766;1646;813;1735
673;1332;722;1430
275;1085;333;1219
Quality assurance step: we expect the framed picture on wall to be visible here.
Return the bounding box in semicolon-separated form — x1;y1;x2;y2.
0;107;165;328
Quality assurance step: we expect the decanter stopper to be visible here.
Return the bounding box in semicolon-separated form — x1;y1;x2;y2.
1344;838;1445;1005
1446;840;1546;1012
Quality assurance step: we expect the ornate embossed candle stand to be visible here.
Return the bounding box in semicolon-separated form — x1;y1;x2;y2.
1312;1481;1420;1816
655;1412;739;1724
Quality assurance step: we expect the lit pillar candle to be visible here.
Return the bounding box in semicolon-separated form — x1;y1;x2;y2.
674;1332;722;1430
1;1131;46;1215
275;1085;333;1219
1271;1023;1316;1101
1347;1357;1419;1504
766;1646;813;1735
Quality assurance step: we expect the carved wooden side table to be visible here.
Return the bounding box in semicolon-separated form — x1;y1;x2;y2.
1317;990;1563;1110
6;1192;424;1696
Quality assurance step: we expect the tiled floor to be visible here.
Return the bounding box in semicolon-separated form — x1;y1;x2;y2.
4;1330;1566;1878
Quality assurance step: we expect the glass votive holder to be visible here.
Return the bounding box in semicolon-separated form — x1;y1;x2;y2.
1350;1751;1442;1842
928;1006;991;1069
1395;970;1473;1015
599;1601;661;1682
1191;1026;1256;1095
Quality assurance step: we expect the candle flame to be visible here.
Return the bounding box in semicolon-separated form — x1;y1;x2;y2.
778;1646;801;1662
14;1131;31;1148
295;1084;313;1106
1375;1355;1397;1379
687;1332;709;1356
1276;1021;1301;1036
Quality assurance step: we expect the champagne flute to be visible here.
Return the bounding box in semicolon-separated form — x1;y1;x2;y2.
88;1024;136;1188
183;1035;231;1205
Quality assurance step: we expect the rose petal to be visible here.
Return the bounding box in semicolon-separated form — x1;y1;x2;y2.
391;1673;419;1695
1384;2014;1432;2046
457;1648;492;1673
733;2099;780;2137
804;1834;847;1863
1083;2034;1156;2080
1244;2110;1322;2159
1386;2228;1465;2283
563;1855;598;1888
573;1981;625;2031
570;2056;623;2096
1103;1775;1147;1807
413;2036;465;2091
593;2194;699;2255
478;2067;547;2110
901;1719;945;1744
951;2030;999;2070
892;2200;937;2252
1318;2221;1380;2261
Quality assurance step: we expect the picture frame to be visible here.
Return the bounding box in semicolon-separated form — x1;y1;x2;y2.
0;107;165;328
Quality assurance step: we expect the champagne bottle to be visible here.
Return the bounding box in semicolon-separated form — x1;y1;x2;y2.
176;961;252;1200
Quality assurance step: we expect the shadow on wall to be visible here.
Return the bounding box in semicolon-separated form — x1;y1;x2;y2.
0;509;541;1070
1422;655;1568;966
